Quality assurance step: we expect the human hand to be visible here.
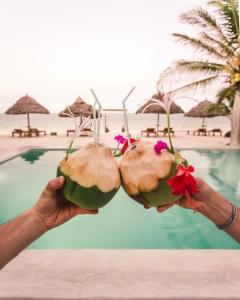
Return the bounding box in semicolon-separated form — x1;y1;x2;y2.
132;194;151;209
157;178;213;213
31;176;98;231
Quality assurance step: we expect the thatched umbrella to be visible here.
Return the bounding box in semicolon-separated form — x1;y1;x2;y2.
136;93;184;131
185;99;228;127
5;94;49;129
59;96;93;119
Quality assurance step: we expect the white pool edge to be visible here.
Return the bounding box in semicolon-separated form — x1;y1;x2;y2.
0;249;240;299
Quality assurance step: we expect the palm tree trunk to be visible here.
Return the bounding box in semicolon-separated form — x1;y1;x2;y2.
230;91;240;146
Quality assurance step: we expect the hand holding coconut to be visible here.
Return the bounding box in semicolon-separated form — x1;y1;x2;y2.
116;83;199;211
57;143;121;210
32;176;98;231
116;137;198;210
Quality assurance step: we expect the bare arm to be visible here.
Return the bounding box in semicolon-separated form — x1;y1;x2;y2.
188;179;240;243
157;178;240;243
0;176;98;270
0;210;45;270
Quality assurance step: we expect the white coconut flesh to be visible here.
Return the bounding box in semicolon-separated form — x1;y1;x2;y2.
59;143;121;193
120;141;182;195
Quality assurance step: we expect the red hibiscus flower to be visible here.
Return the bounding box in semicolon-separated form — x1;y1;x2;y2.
121;138;137;154
167;165;198;207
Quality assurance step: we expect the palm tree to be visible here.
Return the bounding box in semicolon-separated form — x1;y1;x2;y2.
167;0;240;146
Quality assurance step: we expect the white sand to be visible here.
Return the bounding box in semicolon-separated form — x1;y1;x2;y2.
0;131;237;162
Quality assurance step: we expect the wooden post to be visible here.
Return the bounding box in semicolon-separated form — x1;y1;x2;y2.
156;113;160;132
27;113;30;130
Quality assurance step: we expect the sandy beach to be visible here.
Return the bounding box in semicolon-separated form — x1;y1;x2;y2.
0;111;234;162
0;130;235;162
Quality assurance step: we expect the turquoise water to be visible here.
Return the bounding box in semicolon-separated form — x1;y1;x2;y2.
0;149;239;249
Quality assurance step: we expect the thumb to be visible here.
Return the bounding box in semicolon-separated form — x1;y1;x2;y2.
42;176;65;197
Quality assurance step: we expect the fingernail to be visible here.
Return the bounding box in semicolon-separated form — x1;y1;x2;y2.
57;176;64;185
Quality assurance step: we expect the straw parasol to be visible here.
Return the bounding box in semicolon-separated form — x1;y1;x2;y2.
136;93;184;131
5;94;49;129
59;96;94;118
185;99;228;127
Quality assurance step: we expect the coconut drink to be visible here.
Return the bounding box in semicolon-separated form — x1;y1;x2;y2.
57;143;121;209
117;84;198;209
57;89;121;209
119;140;184;207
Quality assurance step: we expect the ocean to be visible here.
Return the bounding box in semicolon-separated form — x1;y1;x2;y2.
0;113;231;135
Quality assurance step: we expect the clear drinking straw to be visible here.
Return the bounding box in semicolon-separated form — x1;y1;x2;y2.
122;86;136;149
92;101;97;144
90;89;102;144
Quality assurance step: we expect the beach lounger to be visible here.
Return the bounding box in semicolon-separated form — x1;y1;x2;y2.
141;128;157;137
12;129;23;137
158;127;174;137
30;128;46;136
225;131;231;137
12;129;34;137
193;128;207;136
67;129;75;136
50;132;57;136
23;130;34;137
12;128;46;138
38;130;46;136
209;128;222;136
79;128;93;137
67;128;93;137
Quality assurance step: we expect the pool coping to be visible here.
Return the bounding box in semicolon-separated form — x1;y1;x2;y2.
0;249;240;300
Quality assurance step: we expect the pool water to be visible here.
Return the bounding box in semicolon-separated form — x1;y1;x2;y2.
0;149;239;249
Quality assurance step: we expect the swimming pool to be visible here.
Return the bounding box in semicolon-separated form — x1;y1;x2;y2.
0;149;239;249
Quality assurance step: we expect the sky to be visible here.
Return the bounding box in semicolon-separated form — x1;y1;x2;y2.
0;0;213;112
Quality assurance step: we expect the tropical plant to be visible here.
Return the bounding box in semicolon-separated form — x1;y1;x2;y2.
207;101;231;115
166;0;240;145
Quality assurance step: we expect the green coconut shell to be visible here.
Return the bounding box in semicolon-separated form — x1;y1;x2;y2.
123;161;181;208
57;167;119;210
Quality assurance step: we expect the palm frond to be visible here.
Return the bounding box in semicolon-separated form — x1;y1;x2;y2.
167;0;239;110
207;102;231;114
216;84;236;106
200;32;235;57
208;0;239;43
180;6;217;27
173;75;220;93
175;60;226;76
172;33;226;60
179;7;234;50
